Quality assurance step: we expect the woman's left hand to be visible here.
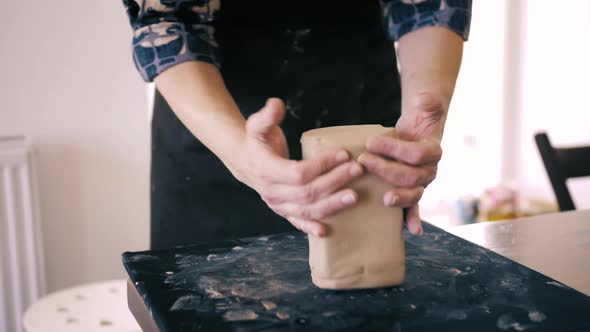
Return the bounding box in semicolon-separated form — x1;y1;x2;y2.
358;95;446;236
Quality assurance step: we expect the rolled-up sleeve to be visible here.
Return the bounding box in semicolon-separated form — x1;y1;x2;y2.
122;0;221;82
383;0;472;41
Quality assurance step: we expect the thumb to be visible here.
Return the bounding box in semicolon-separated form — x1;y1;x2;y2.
246;98;286;139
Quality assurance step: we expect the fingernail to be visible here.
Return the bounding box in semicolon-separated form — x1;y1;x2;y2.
341;192;356;204
408;221;420;235
384;192;399;206
349;163;363;176
336;150;349;163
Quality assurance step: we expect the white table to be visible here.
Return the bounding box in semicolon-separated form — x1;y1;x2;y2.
447;209;590;296
24;280;141;332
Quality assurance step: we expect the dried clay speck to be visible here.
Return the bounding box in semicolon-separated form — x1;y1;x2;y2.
223;310;258;321
205;288;224;299
276;311;290;320
231;288;247;297
261;300;277;310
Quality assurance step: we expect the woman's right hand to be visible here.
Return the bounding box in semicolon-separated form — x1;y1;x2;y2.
226;98;364;237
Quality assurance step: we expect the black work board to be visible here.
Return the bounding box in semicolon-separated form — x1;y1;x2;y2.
122;223;590;331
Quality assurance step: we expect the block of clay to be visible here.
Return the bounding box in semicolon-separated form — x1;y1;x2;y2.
300;125;405;289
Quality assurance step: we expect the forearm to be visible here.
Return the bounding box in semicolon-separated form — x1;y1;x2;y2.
154;61;246;165
396;26;464;139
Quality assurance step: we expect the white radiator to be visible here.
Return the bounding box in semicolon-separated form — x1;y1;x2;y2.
0;136;46;332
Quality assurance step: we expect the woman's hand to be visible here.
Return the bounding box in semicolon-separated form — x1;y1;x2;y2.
358;26;464;236
228;98;364;237
358;94;446;236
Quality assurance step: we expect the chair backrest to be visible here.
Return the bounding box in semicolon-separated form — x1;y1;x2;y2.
534;132;590;211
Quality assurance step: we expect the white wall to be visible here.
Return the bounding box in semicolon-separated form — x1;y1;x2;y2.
0;1;150;292
516;0;590;208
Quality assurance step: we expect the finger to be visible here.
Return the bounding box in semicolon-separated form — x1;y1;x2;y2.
405;204;423;236
383;187;424;208
246;98;285;140
267;149;350;185
287;217;327;237
357;153;435;187
284;189;357;221
267;162;363;204
366;135;442;165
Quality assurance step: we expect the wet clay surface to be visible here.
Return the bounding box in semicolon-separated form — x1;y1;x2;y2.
122;223;590;332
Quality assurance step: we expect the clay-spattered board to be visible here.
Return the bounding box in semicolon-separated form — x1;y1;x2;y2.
122;223;590;332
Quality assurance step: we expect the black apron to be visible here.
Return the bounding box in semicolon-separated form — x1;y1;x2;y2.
150;1;402;250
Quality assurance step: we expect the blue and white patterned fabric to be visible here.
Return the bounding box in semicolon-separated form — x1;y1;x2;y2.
383;0;471;41
122;0;472;82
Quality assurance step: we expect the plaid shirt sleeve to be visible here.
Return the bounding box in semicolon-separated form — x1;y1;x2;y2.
122;1;472;82
122;0;221;82
382;0;472;41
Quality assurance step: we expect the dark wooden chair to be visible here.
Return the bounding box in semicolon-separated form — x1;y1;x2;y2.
534;132;590;211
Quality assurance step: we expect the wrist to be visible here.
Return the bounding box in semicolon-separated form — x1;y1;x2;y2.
218;131;251;182
398;92;449;140
403;91;449;114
